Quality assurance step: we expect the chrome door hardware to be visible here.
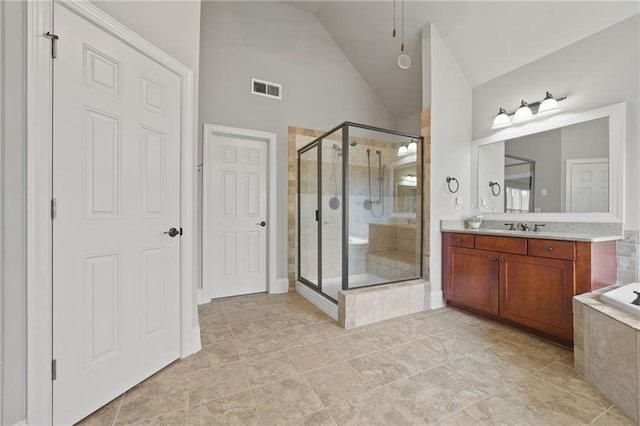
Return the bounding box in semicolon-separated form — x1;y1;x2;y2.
256;221;266;227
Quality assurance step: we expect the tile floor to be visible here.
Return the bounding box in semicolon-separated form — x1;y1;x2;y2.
79;291;632;425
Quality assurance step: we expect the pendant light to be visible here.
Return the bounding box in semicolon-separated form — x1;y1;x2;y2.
513;100;533;123
491;108;511;129
537;91;560;114
397;142;408;156
396;0;411;69
392;0;396;38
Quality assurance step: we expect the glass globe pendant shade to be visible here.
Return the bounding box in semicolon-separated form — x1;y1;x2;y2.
397;143;408;156
407;139;417;153
537;91;560;114
513;100;533;123
491;107;511;129
397;54;411;69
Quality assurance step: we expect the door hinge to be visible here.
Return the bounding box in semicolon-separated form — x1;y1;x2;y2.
52;359;57;381
44;32;59;59
51;198;57;219
179;227;183;236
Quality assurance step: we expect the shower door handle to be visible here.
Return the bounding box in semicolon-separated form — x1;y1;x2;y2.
256;221;266;227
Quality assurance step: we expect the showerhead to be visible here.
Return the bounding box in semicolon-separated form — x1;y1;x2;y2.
350;140;358;147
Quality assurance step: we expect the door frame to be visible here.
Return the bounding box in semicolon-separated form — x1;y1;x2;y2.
200;124;280;303
565;157;609;212
26;1;198;424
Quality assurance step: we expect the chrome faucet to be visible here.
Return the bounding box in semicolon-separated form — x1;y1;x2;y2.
533;224;545;232
505;223;515;231
517;223;530;231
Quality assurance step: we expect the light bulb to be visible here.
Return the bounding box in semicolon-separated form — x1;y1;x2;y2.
491;107;511;129
397;143;408;156
513;100;533;123
407;139;417;153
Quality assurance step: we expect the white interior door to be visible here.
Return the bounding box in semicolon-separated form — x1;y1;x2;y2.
52;4;182;424
204;129;268;299
566;159;609;212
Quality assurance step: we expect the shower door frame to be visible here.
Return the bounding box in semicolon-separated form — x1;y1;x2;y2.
297;122;424;303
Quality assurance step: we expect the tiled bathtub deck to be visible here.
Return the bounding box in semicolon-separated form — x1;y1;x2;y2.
79;292;631;425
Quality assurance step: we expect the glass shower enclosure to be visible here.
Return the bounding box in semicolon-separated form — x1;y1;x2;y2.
298;122;423;302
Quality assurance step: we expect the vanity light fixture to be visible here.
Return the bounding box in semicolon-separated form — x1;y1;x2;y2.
407;139;417;153
491;92;567;130
397;142;408;156
513;100;533;123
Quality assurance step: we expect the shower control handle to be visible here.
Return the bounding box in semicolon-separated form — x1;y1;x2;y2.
256;221;266;227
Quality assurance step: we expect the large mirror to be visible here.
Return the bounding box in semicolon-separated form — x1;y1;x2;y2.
472;103;625;221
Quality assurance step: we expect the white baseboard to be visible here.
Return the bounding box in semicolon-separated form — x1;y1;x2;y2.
296;282;338;320
11;420;27;426
270;278;289;294
430;290;445;309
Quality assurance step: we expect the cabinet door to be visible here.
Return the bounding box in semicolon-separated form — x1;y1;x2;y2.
499;253;574;340
446;247;499;315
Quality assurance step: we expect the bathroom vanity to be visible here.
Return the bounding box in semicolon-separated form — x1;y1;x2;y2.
441;229;618;345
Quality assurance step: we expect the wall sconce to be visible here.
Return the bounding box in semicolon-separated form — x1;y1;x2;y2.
491;92;566;130
397;142;408;156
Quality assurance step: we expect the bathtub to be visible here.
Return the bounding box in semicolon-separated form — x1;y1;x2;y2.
348;235;368;245
600;282;640;317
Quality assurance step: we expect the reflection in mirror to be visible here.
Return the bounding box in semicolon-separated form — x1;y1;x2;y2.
390;155;417;214
477;117;608;214
504;155;535;213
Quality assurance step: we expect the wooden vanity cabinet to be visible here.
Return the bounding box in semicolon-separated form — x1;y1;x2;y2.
442;232;617;345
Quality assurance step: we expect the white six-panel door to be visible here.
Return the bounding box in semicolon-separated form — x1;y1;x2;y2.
203;129;268;299
566;158;609;213
52;4;181;424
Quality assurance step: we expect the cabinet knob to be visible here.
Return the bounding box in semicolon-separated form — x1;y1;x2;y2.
492;257;497;262
547;246;553;251
499;258;505;263
456;238;462;243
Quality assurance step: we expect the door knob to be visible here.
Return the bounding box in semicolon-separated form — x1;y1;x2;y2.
164;227;179;237
257;221;266;227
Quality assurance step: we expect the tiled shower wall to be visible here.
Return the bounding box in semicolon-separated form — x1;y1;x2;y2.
617;230;640;284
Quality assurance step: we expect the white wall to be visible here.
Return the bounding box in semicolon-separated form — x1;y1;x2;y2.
396;111;422;135
424;24;473;307
1;1;27;424
473;15;640;229
198;1;395;281
0;2;201;424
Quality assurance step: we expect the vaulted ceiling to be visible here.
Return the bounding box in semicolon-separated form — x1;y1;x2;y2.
285;1;639;120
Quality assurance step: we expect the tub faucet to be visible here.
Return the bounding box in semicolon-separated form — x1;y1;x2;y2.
632;291;640;306
518;223;530;231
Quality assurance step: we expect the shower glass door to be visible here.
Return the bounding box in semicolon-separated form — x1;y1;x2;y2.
298;144;319;287
321;133;343;301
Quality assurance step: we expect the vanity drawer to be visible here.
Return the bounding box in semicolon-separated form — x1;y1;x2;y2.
444;233;474;248
475;235;527;255
528;239;575;261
